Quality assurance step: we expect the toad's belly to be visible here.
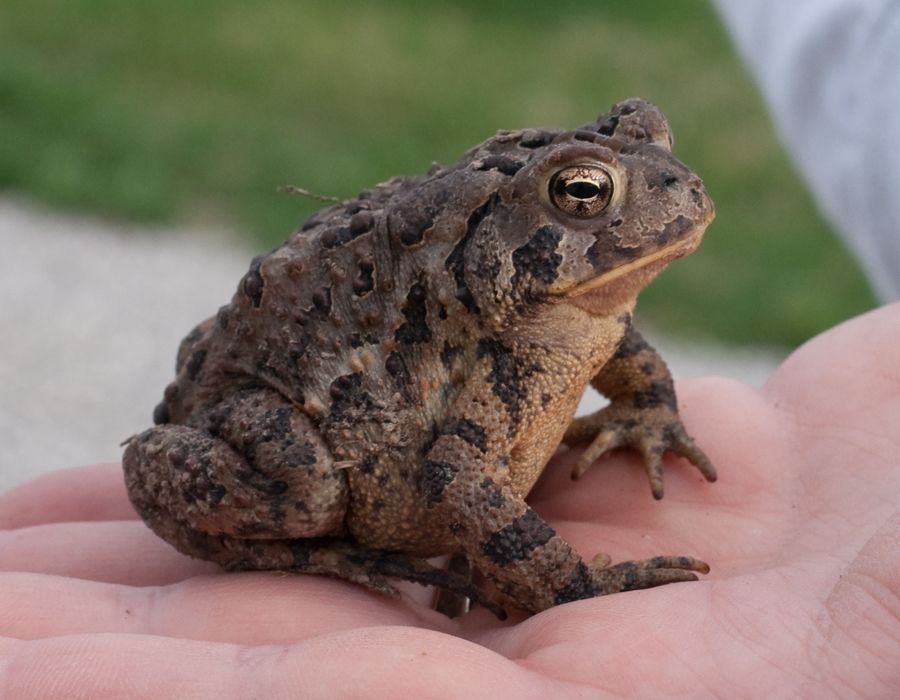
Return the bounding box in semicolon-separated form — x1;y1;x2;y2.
344;469;458;557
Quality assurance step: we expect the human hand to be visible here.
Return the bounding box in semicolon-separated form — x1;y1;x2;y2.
2;305;898;698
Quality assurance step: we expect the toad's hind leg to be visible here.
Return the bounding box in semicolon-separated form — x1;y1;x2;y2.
124;387;349;543
123;388;501;615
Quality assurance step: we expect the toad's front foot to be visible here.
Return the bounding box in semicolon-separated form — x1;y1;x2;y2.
564;402;717;499
554;553;710;606
590;554;710;595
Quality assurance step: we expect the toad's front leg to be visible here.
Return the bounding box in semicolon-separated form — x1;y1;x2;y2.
424;386;708;614
564;324;717;499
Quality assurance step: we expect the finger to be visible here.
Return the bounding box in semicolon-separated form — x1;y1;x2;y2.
636;443;665;500
0;464;136;529
0;571;445;644
671;434;718;483
571;429;621;479
668;427;719;482
0;627;549;700
0;520;217;585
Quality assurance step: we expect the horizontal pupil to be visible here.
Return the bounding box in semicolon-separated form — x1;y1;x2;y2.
565;180;601;199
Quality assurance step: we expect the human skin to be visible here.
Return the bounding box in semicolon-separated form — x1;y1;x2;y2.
1;304;898;699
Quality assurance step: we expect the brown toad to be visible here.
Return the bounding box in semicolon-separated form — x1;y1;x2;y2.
123;98;717;617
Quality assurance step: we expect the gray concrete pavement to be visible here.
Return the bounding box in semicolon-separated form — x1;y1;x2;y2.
0;197;786;493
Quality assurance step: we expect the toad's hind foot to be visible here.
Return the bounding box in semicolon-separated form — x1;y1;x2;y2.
343;546;507;619
149;521;506;618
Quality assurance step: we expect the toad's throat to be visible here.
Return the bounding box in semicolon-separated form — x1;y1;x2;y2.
563;234;701;298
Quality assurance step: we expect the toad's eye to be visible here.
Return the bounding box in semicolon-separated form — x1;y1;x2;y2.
549;164;613;218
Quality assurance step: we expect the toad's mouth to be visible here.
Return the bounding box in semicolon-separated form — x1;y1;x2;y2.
562;231;703;298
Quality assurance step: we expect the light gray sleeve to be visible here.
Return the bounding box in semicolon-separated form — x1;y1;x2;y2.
713;0;900;301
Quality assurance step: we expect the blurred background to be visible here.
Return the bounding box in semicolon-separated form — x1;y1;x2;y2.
0;0;876;488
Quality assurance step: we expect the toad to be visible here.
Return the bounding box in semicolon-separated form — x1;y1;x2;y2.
124;98;717;616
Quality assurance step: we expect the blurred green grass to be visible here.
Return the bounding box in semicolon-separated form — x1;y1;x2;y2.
0;0;875;345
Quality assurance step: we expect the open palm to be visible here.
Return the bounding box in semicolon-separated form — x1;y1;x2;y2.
2;305;898;698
